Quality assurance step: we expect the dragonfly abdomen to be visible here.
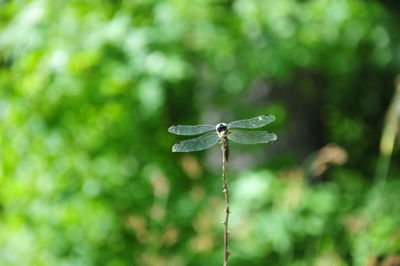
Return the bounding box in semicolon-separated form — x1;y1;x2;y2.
222;137;229;162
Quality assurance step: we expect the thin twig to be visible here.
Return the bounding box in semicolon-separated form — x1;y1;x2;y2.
221;142;230;266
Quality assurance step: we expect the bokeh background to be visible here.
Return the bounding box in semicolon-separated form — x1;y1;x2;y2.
1;0;400;265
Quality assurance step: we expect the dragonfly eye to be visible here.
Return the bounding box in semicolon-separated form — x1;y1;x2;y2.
216;123;228;133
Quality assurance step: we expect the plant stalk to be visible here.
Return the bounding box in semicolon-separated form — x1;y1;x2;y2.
221;140;230;266
375;75;400;183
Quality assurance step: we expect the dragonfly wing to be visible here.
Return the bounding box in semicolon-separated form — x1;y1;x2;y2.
228;130;277;144
168;125;215;136
172;133;219;152
228;114;275;129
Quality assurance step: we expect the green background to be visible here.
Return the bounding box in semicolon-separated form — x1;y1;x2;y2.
1;0;400;265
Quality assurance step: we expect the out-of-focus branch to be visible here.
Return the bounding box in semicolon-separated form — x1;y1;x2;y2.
375;76;400;182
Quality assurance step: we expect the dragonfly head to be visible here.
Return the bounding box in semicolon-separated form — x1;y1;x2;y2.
216;123;228;137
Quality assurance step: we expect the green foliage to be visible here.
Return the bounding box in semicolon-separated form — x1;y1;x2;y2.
1;0;399;265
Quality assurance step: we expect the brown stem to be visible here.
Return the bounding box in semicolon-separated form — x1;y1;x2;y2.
221;142;230;266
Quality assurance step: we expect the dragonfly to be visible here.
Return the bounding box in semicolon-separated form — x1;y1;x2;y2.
168;114;277;160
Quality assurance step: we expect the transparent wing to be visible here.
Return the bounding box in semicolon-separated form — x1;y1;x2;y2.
172;133;219;152
228;114;275;129
168;125;215;136
228;130;277;144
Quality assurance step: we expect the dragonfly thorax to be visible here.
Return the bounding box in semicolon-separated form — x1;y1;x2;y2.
216;123;228;138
